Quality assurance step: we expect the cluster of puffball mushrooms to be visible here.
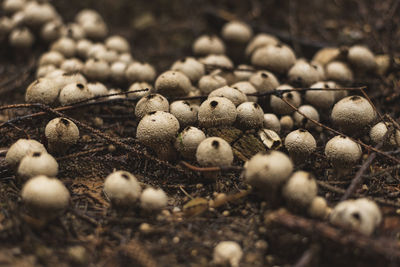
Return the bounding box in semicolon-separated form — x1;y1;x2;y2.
1;0;395;264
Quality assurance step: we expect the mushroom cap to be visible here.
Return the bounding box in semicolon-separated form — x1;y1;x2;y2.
83;58;110;81
249;71;279;93
200;54;233;70
354;198;382;226
325;61;354;84
51;37;76;58
119;52;133;64
293;105;320;129
347;45;376;71
104;171;141;206
75;9;102;24
244;151;293;189
62;23;86;41
81;19;108;40
154;70;192;97
198;97;237;128
213;241;243;267
5;139;47;167
282;171;318;208
128;82;153;99
9;27;34;48
36;65;57;78
308;196;329;219
45;117;80;148
3;0;26;14
251;44;296;74
95;49;119;63
23;2;57;26
105;35;130;53
169;100;198;128
374;54;390;76
175;126;206;160
236;102;264;129
135;94;169;120
196;137;233;167
21;175;70;215
331;95;376;134
221;20;253;43
305;82;336;110
136;111;180;147
25;78;61;105
59;82;93;106
208;86;248;106
0;17;13;36
231;81;258;102
284;129;316;161
288;61;320;86
311;61;326;80
125;62;156;83
39;51;65;67
233;64;255;82
270;84;301;115
140;187;168;211
192;35;225;56
245;33;279;57
50;72;87;91
263;113;281;133
17;151;58;179
61;58;84;73
87;82;108;97
198;74;227;95
370;122;400;148
280;115;294;133
76;39;93;58
312;47;340;66
171;57;205;83
324;135;362;170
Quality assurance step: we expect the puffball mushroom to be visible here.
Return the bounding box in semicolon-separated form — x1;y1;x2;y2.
198;73;227;95
61;58;84;73
154;70;192;97
288;61;320;86
136;111;180;160
331;95;376;134
105;35;130;53
45;117;79;154
200;54;234;70
192;35;225;56
103;171;141;206
213;241;243;267
171;57;205;83
59;82;93;106
330;198;381;236
221;20;253;43
231;81;258;102
140;187;168;211
21;175;70;219
312;47;340;66
370;122;400;149
251;44;296;74
134;93;169;120
305;82;336;110
245;33;279;58
208;86;248;106
308;196;329;219
5;139;47;168
87;82;108;97
25;78;61;105
249;71;279;93
110;61;127;82
9;27;34;48
169;100;198;128
280;115;294;133
81;19;108;40
76;39;92;58
293;105;320;130
244;151;293;191
263;113;281;133
175;126;206;160
17;151;58;180
347;45;376;72
270;84;301;115
284;129;316;164
236;102;264;130
128;82;153;99
39;51;65;67
83;58;110;81
2;0;26;14
196;137;234;179
51;37;76;58
325;61;354;84
325;135;362;175
282;171;317;211
198;97;237;128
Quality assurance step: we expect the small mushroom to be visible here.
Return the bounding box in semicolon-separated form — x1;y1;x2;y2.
59;82;93;106
325;61;354;84
5;139;47;168
62;23;85;41
9;27;34;48
136;111;180;160
2;0;26;14
312;47;340;66
17;151;58;180
87;82;108;97
308;196;329;219
198;97;237;128
331;95;376;134
305;82;336;110
251;44;296;74
126;62;157;82
236;102;264;130
325;135;362;175
233;64;255;82
76;39;93;58
245;33;279;58
198;73;227;95
208;86;248;106
263;113;281;133
282;171;318;210
249;71;279;93
369;122;400;149
280;115;294;133
45;117;80;154
21;175;70;219
221;20;253;43
135;93;169;120
60;58;84;73
171;57;205;83
213;241;243;267
192;35;225;56
169;100;198;128
81;19;108;40
174;126;206;160
284;129;316;164
103;171;141;206
347;45;376;72
83;58;110;81
293;105;320;130
270;84;301;115
288;61;320;86
25;78;62;105
140;187;168;211
128;82;153;99
154;70;192;97
105;35;130;53
39;51;65;67
200;54;234;70
231;81;258;102
51;37;76;58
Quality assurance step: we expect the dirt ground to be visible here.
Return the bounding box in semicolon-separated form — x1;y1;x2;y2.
1;0;400;266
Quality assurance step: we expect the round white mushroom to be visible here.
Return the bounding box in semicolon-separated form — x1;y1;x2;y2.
103;171;141;206
45;117;80;154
